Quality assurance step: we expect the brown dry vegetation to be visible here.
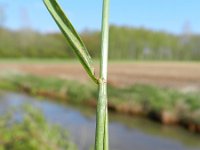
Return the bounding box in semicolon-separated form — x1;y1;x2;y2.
0;62;200;90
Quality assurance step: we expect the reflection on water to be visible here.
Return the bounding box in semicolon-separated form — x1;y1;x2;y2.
0;91;199;150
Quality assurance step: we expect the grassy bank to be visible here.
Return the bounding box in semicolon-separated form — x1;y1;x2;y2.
0;106;76;150
0;74;200;133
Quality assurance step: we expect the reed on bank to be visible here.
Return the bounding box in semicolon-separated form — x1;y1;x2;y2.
44;0;110;149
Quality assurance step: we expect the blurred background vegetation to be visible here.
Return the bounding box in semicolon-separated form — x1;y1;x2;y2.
0;25;200;60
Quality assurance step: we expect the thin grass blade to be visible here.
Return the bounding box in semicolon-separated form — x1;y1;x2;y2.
43;0;98;84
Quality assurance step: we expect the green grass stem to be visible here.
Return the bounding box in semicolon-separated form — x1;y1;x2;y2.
95;0;110;149
43;0;110;149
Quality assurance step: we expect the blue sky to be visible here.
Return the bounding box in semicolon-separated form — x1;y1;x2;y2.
0;0;199;34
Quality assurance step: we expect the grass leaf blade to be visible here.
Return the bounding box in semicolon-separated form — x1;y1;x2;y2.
43;0;98;84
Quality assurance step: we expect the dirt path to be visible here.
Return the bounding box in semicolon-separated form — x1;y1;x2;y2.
0;62;200;90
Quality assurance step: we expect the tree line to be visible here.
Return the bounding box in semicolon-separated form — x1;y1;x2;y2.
0;26;200;60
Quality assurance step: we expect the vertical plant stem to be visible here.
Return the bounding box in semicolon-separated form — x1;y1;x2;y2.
103;108;109;150
95;0;110;150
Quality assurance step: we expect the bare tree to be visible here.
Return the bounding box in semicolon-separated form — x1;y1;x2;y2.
0;5;5;27
180;21;192;45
